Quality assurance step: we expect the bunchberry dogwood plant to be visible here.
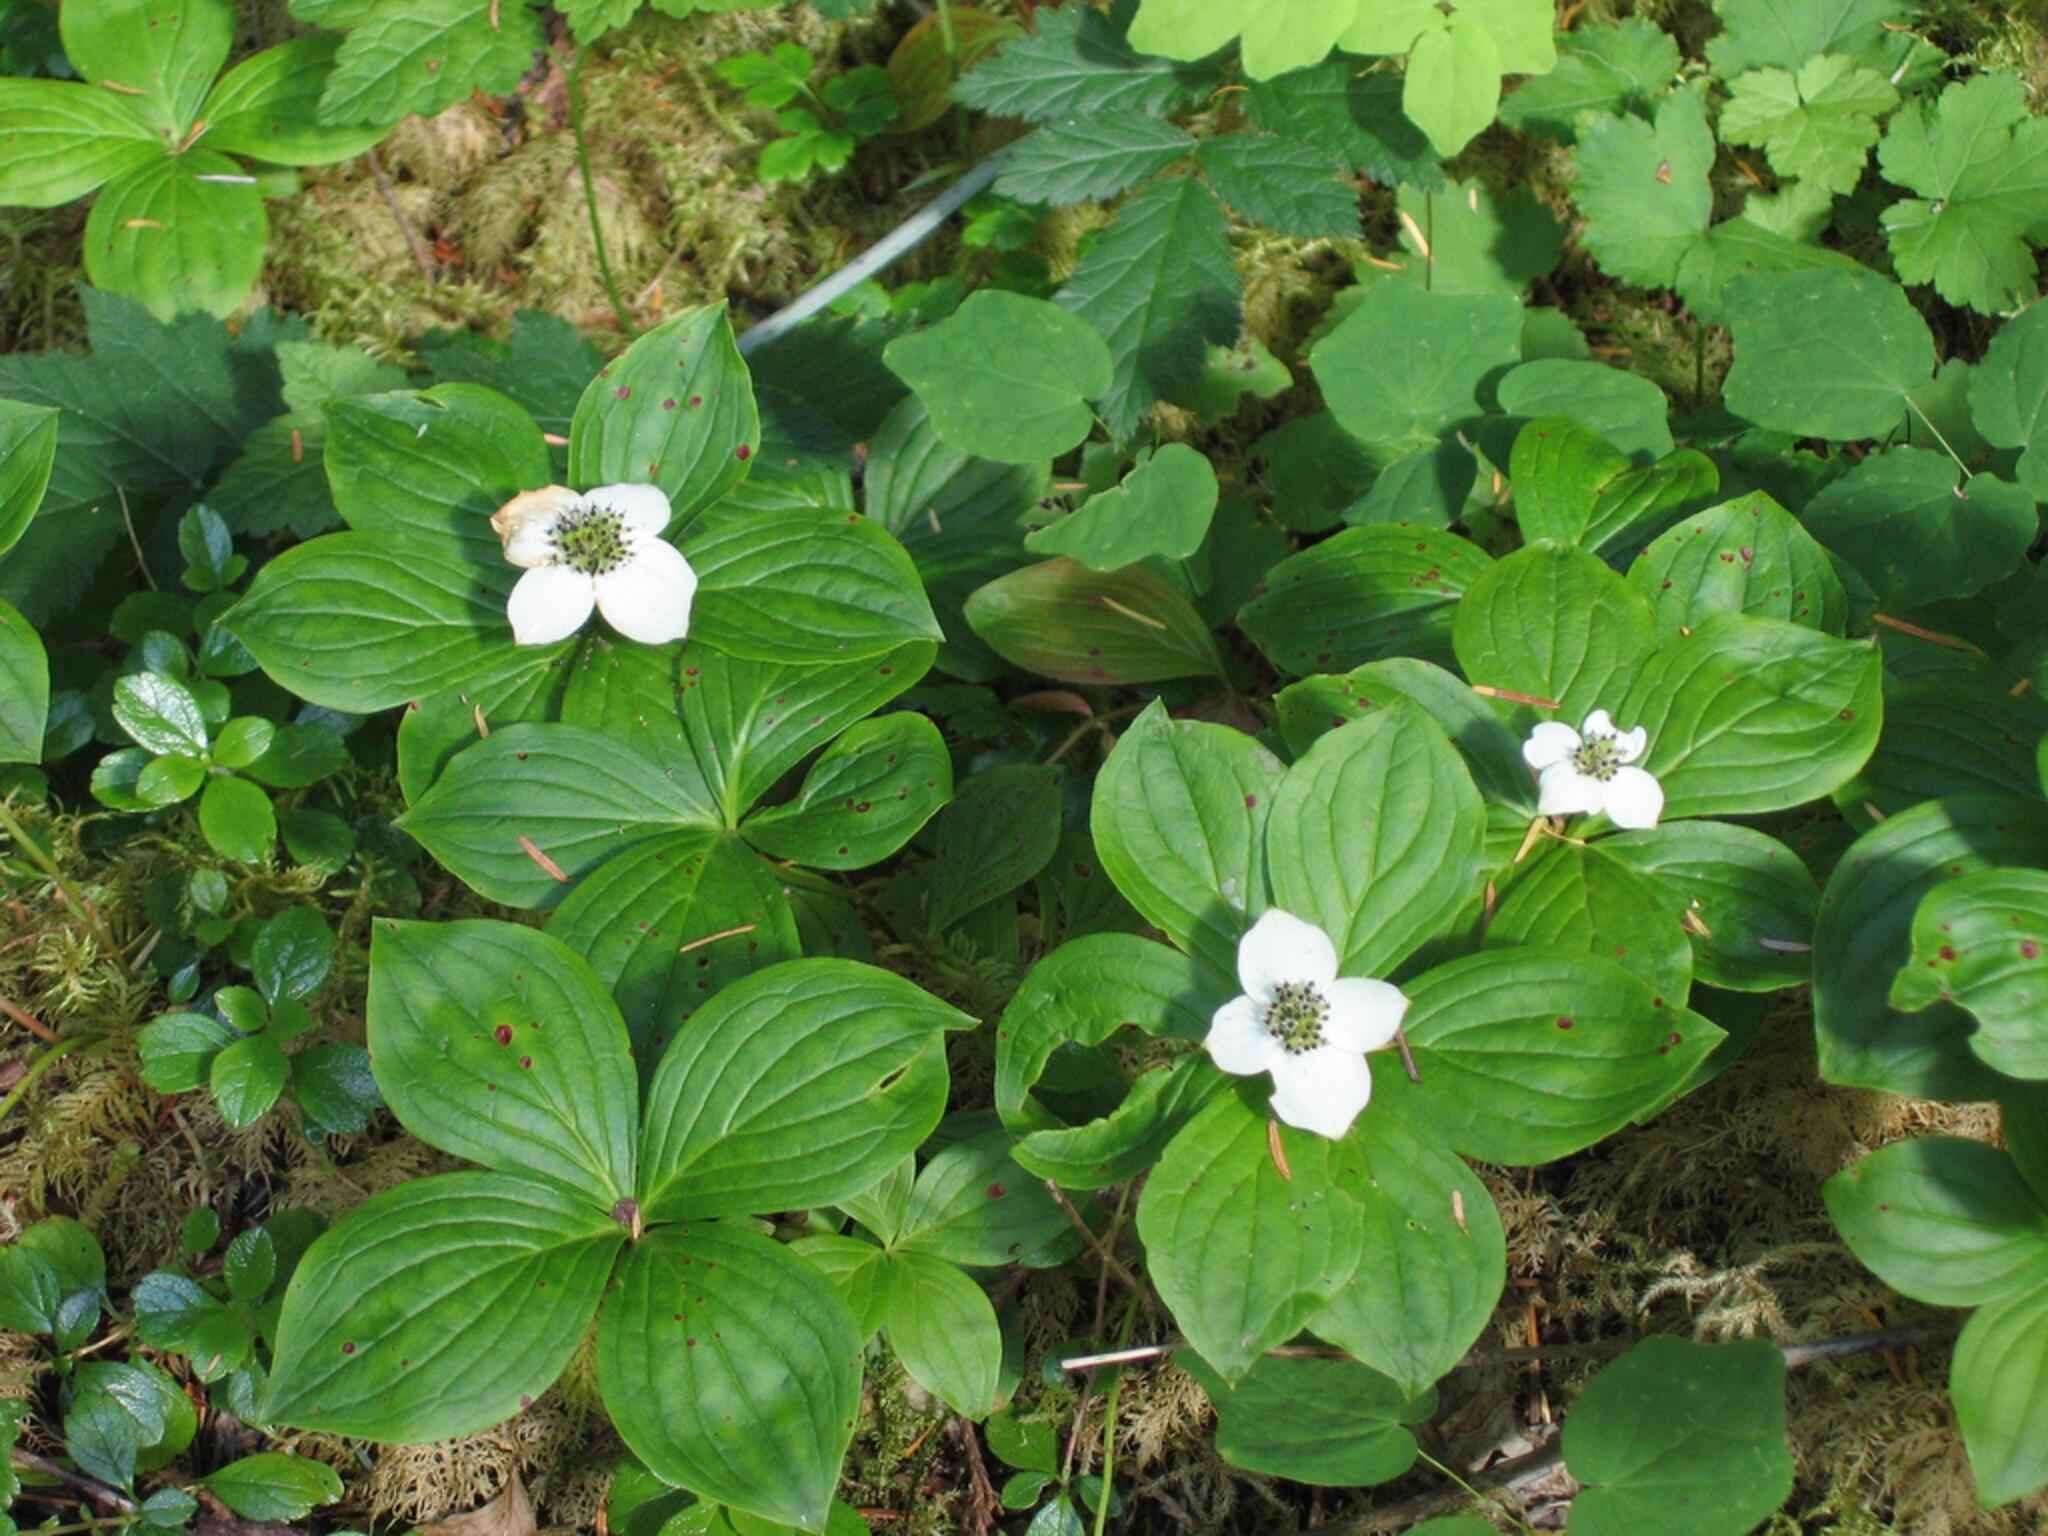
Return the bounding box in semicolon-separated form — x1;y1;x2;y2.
1204;907;1407;1138
1522;709;1664;829
493;482;696;646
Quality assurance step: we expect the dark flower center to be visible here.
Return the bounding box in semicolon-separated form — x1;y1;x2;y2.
1263;980;1330;1055
552;506;630;576
1571;733;1624;782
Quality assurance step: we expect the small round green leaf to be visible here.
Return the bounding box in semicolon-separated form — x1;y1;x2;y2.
209;1033;288;1128
1180;1350;1424;1486
198;774;275;864
884;292;1114;464
201;1453;343;1523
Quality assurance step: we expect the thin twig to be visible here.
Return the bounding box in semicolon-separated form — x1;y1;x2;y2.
0;799;122;961
366;147;437;284
1869;611;1984;654
1046;1180;1150;1304
0;991;58;1043
116;486;153;590
10;1449;136;1515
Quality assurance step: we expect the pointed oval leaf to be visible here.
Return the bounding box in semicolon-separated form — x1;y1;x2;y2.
1091;700;1284;983
743;712;953;869
0;400;58;561
1626;491;1848;636
1599;821;1820;992
881;1250;1002;1417
1135;1088;1364;1381
965;557;1225;684
1952;1280;2048;1508
199;36;390;164
638;960;972;1221
261;1172;622;1440
1891;868;2048;1079
896;1131;1076;1269
1484;839;1693;1001
0;599;48;765
600;1224;861;1533
63;0;231;137
569;306;759;527
1452;541;1657;726
0;81;158;207
84;155;266;323
367;918;640;1204
1399;948;1721;1165
1180;1351;1423;1487
1823;1137;2048;1307
1241;525;1494;676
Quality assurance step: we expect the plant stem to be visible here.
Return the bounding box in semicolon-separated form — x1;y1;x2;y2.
1904;394;1972;479
0;1035;92;1125
566;44;635;335
1091;1294;1141;1536
0;797;120;960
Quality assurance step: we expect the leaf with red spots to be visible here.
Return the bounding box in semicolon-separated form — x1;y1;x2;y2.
1892;867;2048;1079
743;711;953;870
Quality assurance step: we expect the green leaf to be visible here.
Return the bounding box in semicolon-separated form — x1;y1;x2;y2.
792;1233;891;1338
1499;364;1673;463
637;960;970;1220
683;504;944;663
994;931;1220;1132
1053;175;1240;443
986;1410;1059;1473
1876;73;2048;315
1619;615;1882;821
1497;18;1679;141
1403;16;1503;157
1704;0;1906;77
1181;1351;1422;1485
1241;525;1494;676
0;81;157;207
1802;450;2036;609
1562;1336;1793;1536
262;1172;622;1439
923;764;1064;935
965;558;1224;683
1952;1280;2048;1507
952;4;1215;121
221;539;528;714
1311;286;1522;454
0;600;47;765
312;0;546;126
881;1251;1001;1416
1401;949;1720;1164
1245;61;1442;187
326;383;551;554
1486;840;1693;1001
896;1132;1075;1267
0;400;58;561
1136;1088;1365;1380
200;35;389;163
367;918;640;1203
1194;132;1358;237
885;292;1111;464
743;713;951;870
1823;1137;2048;1306
1273;657;1532;809
1814;797;2048;1101
1091;700;1284;983
1024;443;1219;570
400;724;719;907
1266;704;1486;977
1973;295;2048;499
1891;870;2048;1080
1720;56;1896;195
599;1225;860;1533
64;1360;189;1490
1508;420;1715;556
1625;491;1848;636
83;154;267;323
995;114;1195;205
114;672;207;756
1722;269;1934;440
201;1454;342;1522
1127;0;1360;80
421;311;604;437
199;775;276;864
209;1034;288;1128
292;1043;381;1139
1599;821;1820;992
1303;1077;1504;1397
252;906;333;1005
133;1271;252;1377
569;306;760;528
137;1011;236;1093
1452;541;1657;723
1571;88;1714;289
62;0;230;137
1389;179;1564;298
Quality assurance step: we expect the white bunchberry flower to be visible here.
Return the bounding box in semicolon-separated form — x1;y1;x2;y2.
1204;909;1408;1140
491;483;697;647
1521;709;1663;830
